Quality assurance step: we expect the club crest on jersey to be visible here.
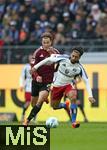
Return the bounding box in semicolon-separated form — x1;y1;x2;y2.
65;69;69;74
72;68;77;72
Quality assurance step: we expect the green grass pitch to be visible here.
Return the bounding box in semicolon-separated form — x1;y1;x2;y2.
0;122;107;150
50;122;107;150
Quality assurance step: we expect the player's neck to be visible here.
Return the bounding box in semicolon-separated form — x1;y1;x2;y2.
43;46;52;51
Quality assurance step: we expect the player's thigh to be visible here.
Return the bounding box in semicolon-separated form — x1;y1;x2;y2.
37;83;50;102
25;92;31;103
31;96;38;107
50;87;63;108
66;89;77;101
31;80;39;97
37;90;49;104
50;99;61;109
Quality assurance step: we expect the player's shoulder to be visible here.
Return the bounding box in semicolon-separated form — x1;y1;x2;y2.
78;62;88;77
33;46;43;56
52;47;60;54
78;62;84;69
23;63;30;69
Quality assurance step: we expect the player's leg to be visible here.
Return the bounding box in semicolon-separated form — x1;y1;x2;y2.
66;86;80;128
50;86;69;110
21;101;30;121
23;81;39;125
21;92;31;122
63;96;71;120
31;96;38;107
23;96;38;125
23;83;50;126
66;91;77;122
27;90;49;123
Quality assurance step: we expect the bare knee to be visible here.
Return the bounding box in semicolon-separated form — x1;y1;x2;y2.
39;91;49;102
31;97;38;107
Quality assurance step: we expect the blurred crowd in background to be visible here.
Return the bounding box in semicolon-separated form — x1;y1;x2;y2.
0;0;107;63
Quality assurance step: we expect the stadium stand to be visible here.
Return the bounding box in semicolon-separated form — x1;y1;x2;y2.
0;0;107;63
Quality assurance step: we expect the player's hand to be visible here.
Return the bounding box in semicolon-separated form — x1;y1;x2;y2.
30;67;36;75
88;97;96;104
36;76;42;83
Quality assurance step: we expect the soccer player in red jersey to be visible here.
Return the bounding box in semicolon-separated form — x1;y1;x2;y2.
23;32;69;125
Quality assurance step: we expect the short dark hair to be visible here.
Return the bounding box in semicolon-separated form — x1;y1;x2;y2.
41;32;54;41
72;47;84;56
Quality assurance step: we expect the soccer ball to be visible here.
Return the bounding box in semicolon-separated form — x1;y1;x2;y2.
46;117;59;128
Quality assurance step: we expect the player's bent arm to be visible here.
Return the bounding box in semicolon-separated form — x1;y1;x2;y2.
80;65;96;103
33;57;52;70
82;76;96;103
33;54;66;70
80;65;93;97
83;78;93;97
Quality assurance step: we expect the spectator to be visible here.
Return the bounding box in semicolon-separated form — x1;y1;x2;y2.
19;28;29;45
39;14;48;33
21;15;30;32
29;21;42;45
19;4;27;19
0;0;6;22
54;23;66;45
69;0;79;15
5;20;19;45
49;15;58;31
69;22;81;39
44;22;52;33
90;4;105;22
29;6;39;31
62;12;72;35
86;15;97;29
1;0;107;63
0;30;4;63
8;0;20;12
96;16;107;39
43;2;54;19
0;40;4;63
83;24;97;39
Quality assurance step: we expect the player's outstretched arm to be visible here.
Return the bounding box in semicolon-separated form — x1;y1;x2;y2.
31;54;66;74
88;97;96;104
80;65;96;104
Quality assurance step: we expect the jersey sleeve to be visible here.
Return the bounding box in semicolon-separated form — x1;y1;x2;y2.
33;54;67;70
19;65;26;87
80;65;93;97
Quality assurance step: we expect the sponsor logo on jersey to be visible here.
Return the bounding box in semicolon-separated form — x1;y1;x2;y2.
40;54;44;57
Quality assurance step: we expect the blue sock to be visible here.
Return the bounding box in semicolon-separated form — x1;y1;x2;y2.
57;103;66;109
70;103;77;123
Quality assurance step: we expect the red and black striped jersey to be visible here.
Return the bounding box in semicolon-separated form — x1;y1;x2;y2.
31;46;60;83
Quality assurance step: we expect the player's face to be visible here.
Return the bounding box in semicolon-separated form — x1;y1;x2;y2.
70;50;80;64
42;37;52;50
